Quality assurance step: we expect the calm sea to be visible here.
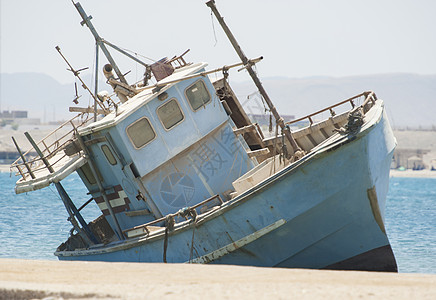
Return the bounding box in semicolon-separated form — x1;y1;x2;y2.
0;172;434;273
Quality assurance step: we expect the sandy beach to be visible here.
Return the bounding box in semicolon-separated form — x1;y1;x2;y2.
0;165;11;174
0;259;435;300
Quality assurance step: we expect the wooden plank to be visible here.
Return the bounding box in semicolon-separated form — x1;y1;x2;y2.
69;107;107;114
247;148;270;158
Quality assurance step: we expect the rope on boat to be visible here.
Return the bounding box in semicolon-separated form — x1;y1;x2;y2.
271;123;279;175
163;214;175;263
345;108;364;134
188;208;198;263
163;207;198;263
280;126;289;163
336;107;365;135
210;11;218;47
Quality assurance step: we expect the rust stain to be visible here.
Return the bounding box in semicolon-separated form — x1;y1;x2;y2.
238;247;257;257
367;186;386;234
225;231;234;243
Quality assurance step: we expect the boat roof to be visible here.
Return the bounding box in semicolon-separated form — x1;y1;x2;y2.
78;62;208;135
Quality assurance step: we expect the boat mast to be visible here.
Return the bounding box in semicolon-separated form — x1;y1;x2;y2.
72;1;151;105
94;43;99;121
72;1;128;85
206;0;303;156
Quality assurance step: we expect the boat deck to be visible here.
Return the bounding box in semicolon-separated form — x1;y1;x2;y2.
11;113;94;194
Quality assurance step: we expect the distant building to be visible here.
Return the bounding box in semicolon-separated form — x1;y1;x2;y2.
0;110;28;119
392;149;430;169
0;110;40;125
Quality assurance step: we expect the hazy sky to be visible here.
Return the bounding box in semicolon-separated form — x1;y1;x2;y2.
1;0;436;84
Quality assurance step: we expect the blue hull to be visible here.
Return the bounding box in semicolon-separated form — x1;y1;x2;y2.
56;102;397;271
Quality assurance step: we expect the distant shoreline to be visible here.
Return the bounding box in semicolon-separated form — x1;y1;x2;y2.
0;165;12;174
3;164;436;179
389;169;436;178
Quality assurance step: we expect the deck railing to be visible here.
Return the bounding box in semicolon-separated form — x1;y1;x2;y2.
11;112;95;180
285;91;377;126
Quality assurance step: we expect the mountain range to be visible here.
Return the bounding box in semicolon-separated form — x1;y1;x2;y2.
0;72;435;128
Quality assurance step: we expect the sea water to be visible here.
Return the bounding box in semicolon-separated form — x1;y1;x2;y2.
385;177;436;273
0;173;101;260
0;172;434;273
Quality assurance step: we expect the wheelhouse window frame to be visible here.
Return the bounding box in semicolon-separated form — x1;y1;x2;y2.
156;98;185;131
184;79;212;112
126;117;157;149
101;144;117;165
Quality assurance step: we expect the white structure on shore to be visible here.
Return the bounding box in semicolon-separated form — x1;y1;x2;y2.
0;110;40;126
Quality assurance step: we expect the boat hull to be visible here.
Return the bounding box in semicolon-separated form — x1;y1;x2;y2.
56;101;397;272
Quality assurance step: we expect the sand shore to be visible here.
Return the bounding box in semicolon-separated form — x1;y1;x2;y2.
0;259;435;300
0;165;11;174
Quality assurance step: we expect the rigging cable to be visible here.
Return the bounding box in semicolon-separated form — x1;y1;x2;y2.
210;11;218;46
116;45;157;63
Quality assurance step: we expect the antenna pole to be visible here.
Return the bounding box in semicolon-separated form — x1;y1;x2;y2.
94;42;99;121
206;0;302;155
55;46;108;114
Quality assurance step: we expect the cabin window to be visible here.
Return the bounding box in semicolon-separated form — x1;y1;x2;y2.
157;98;184;130
126;117;156;149
185;80;211;111
101;144;117;165
80;163;96;185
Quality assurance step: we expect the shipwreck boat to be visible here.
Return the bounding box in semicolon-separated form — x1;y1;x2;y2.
11;1;397;271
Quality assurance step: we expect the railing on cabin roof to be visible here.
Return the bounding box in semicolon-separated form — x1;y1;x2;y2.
285;91;377;126
9;53;199;181
11;112;95;181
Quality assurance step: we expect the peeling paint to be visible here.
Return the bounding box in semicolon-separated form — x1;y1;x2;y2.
367;186;386;234
190;219;286;264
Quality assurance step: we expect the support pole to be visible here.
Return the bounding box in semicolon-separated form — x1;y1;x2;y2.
12;136;35;179
23;131;98;244
55;182;99;244
206;0;303;156
24;132;54;173
94;42;99;122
